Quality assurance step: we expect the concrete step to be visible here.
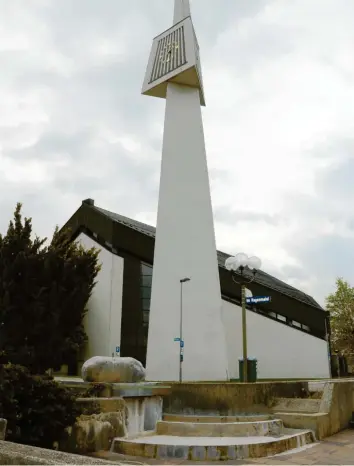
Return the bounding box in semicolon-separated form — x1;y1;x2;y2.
112;429;315;461
272;397;321;413
163;413;273;423
274;412;329;440
156;419;283;437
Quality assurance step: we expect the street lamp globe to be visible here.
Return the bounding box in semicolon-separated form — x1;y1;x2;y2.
225;256;238;271
225;253;262;276
247;256;262;271
235;252;249;268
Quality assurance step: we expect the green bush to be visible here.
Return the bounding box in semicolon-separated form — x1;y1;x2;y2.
0;364;81;449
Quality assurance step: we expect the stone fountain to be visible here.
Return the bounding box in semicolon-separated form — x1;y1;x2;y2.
56;356;169;455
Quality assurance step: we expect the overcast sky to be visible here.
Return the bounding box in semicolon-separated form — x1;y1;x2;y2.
1;0;353;305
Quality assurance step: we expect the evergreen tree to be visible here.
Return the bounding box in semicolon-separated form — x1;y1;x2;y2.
0;203;100;374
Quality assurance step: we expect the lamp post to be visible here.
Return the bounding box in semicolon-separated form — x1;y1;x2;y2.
225;253;262;383
179;277;191;383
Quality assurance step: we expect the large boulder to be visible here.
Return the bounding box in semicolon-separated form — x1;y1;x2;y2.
82;356;146;383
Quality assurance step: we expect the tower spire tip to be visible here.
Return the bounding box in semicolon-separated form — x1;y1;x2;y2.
173;0;191;24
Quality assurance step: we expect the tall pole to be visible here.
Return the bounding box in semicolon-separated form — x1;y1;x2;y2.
179;280;183;383
241;284;248;383
179;277;190;382
225;254;262;383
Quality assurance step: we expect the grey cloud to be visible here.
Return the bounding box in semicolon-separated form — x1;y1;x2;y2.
311;137;354;161
192;0;268;45
214;206;281;225
1;0;265;243
5;125;160;201
286;234;354;304
209;168;234;182
296;235;354;278
277;136;354;302
36;0;266;62
281;136;354;224
274;264;310;283
0;182;63;239
228;24;296;70
207;10;297;75
1;0;352;309
316;156;354;203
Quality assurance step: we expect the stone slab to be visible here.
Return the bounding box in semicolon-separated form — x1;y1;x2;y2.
111;384;171;398
56;377;171;398
156;419;283;437
163;413;273;423
112;429;315;460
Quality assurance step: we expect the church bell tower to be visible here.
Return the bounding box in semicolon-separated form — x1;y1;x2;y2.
142;0;229;382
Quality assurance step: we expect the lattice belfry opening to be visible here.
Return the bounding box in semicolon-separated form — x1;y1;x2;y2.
149;26;187;84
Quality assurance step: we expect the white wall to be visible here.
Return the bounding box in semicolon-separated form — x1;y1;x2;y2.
221;300;330;380
76;233;124;361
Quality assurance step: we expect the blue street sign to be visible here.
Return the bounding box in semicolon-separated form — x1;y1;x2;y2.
246;296;271;304
174;337;181;342
180;340;184;348
115;346;120;353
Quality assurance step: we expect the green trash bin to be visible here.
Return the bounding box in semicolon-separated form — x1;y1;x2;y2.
248;358;258;382
238;358;258;382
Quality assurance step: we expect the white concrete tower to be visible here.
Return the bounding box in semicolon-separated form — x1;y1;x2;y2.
142;0;229;381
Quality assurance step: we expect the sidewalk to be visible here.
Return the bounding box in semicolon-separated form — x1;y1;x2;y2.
251;429;354;465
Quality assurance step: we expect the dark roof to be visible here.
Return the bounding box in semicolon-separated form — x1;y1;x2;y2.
94;205;323;311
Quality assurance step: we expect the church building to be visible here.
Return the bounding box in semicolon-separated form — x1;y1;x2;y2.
63;198;331;381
